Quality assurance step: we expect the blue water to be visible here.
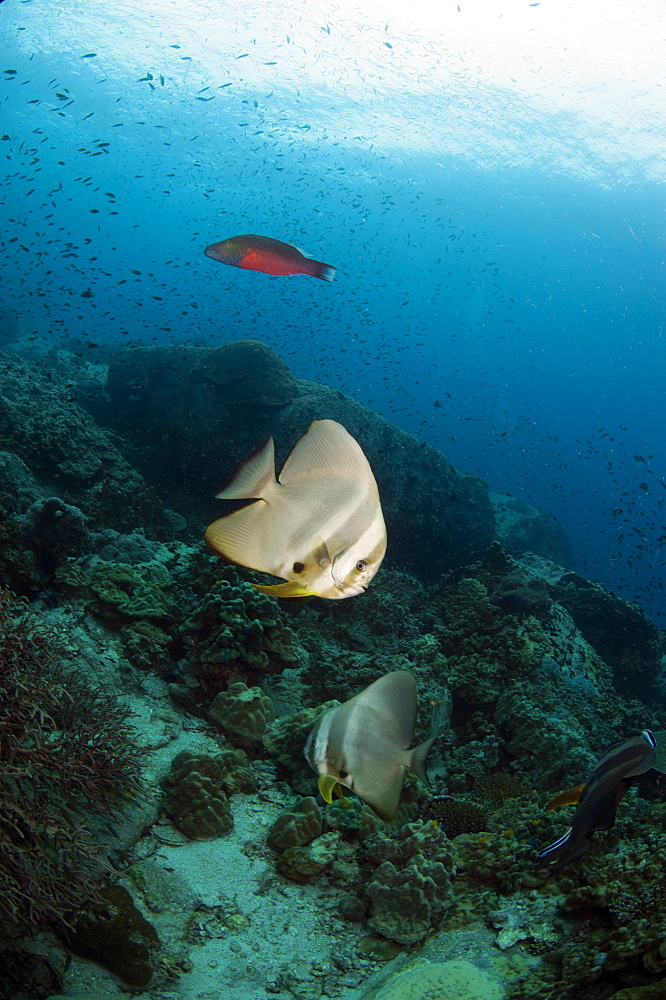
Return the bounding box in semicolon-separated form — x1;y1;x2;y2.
1;0;664;624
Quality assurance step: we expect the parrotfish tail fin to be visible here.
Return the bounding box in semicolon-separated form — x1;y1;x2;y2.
536;827;590;871
538;828;572;861
310;260;336;282
215;435;276;500
252;580;317;599
546;783;586;811
318;774;340;804
407;734;438;784
651;730;666;773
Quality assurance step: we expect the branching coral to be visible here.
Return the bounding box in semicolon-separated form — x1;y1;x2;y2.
0;591;144;940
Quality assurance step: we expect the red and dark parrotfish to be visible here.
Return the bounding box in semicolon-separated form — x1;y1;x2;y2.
204;234;336;281
537;730;657;871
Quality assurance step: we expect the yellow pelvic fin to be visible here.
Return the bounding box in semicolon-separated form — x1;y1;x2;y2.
251;581;317;599
337;788;351;809
546;783;586;811
317;774;341;804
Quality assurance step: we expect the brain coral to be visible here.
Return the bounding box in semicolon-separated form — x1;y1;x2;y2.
267;797;323;851
367;959;504;1000
56;555;171;622
182;579;304;678
365;855;453;945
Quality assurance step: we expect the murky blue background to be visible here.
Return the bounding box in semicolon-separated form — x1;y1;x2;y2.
1;0;664;624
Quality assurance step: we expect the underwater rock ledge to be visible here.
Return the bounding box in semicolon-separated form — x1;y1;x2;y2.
0;351;171;539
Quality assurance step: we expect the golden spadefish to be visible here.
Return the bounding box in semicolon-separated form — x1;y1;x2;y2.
304;671;437;821
204;419;387;600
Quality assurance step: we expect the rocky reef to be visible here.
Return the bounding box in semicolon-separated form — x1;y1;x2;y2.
95;341;571;579
0;342;665;1000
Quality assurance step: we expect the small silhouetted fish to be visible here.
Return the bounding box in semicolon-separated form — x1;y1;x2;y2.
305;671;436;821
205;419;386;599
204;234;336;281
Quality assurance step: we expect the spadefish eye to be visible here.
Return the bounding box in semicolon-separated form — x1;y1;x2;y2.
356;560;367;572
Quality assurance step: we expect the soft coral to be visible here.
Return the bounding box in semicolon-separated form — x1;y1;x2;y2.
0;590;144;942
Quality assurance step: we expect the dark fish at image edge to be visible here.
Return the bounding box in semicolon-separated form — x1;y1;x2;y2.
537;730;661;871
204;234;336;281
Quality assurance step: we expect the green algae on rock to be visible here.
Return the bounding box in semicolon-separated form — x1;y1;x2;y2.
198;339;298;407
0;352;171;537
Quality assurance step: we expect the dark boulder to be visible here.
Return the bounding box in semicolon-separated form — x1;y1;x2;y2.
103;342;495;581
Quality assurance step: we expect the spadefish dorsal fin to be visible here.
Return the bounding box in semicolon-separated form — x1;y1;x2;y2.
215;435;276;500
279;420;370;484
359;670;418;749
